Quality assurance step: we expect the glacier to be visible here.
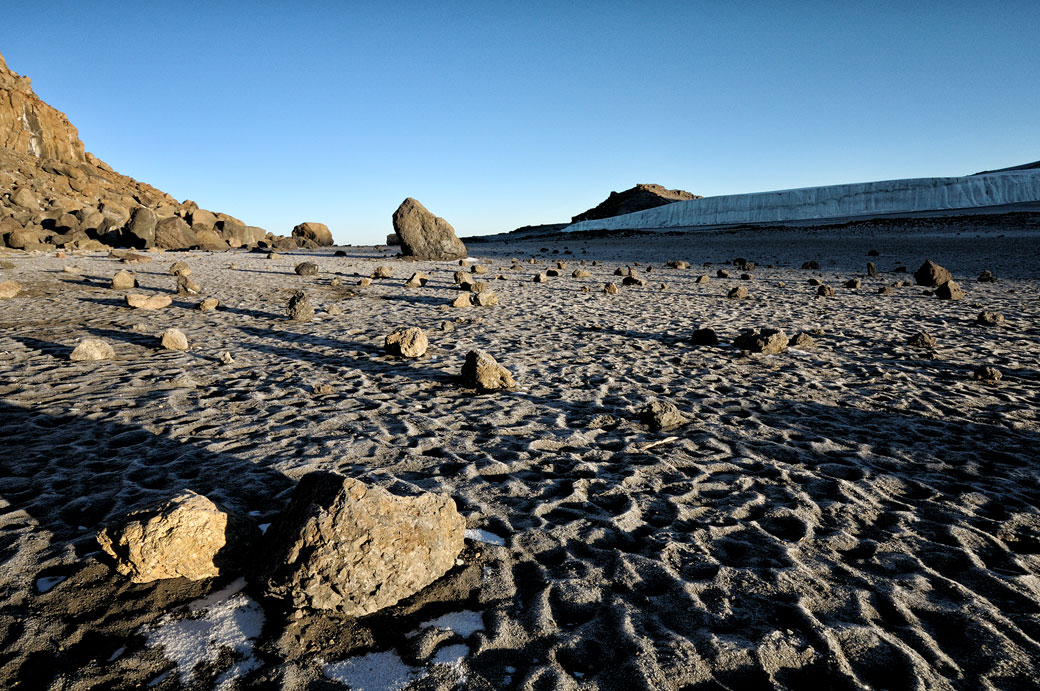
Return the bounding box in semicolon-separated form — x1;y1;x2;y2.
563;169;1040;232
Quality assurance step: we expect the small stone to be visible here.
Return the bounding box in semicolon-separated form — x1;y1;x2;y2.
935;280;963;300
691;328;718;346
330;277;342;287
327;304;343;316
734;328;788;355
405;272;429;288
907;331;936;349
546;269;561;277
126;294;172;310
473;291;499;306
588;414;617;429
533;272;548;283
695;275;710;284
96;490;255;583
452;294;473;308
169;261;191;276
111;270;136;290
638;399;687;431
385;327;428;358
867;262;878;278
977;311;1004;326
801;261;820;270
844;278;861;289
914;260;952;287
808;278;822;286
70;338;115;361
977;270;997;283
160;328;189;351
727;286;749;299
0;280;22;299
740;273;753;281
220;351;235;364
295;261;319;276
972;366;1002;382
468;281;487;294
358;277;372;287
62;265;82;274
287;291;314;321
603;283;619;295
817;285;835;297
716;269;730;278
878;286;895;295
461;350;515;390
614;267;626;276
197;297;219;311
177;274;201;295
572;269;591;278
667;260;690;269
267;252;282;260
121;253;152;264
471;264;488;274
622;275;645;286
372;265;393;279
791;333;816;348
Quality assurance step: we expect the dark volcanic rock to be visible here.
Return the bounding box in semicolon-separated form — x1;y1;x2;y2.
914;260;952;287
691;327;719;346
571;184;700;223
392;198;467;260
734;328;788;355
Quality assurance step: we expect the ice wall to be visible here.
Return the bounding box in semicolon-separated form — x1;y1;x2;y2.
563;170;1040;232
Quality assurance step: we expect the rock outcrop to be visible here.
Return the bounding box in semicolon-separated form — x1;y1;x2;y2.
392;198;467;260
571;184;700;223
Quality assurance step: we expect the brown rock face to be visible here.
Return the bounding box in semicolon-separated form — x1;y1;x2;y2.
292;222;333;247
154;216;197;250
571;184;701;223
257;472;465;615
0;52;85;162
96;490;254;583
914;260;952;287
392;198;467;260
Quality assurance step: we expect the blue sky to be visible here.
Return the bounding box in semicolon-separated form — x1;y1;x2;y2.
4;2;1038;243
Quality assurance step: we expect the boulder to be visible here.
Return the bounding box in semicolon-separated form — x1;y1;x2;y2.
386;233;400;246
188;208;218;230
734;328;788;355
572;269;591;278
291;222;333;247
603;283;619;294
471;264;488;274
295;261;319;276
695;275;710;284
110;270;136;290
533;272;548;283
176;274;201;296
197;297;219;311
69;337;115;361
392;198;467;260
219;219;253;248
461;350;515;390
914;260;952;287
286;290;313;321
169;261;190;276
451;293;473;308
97;490;254;583
867;262;878;278
372;265;393;279
935;280;963;300
844;278;861;289
195;228;230;251
977;311;1004;326
727;286;748;299
691;327;718;346
638;399;687;431
0;281;22;299
473;290;499;306
257;472;465;614
666;260;690;270
817;284;835;297
977;270;997;283
791;333;816;348
160;328;189;351
11;187;38;210
126;294;172;310
385;327;428;358
405;272;429;288
154;216;197;250
907;331;936;349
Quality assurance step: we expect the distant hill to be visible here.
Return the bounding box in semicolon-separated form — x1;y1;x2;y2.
570;184;700;223
972;161;1040;175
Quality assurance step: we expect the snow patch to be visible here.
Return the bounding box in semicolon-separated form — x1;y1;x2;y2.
465;528;506;546
36;575;65;593
322;650;422;690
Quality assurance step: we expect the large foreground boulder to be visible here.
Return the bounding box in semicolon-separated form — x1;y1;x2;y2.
292;222;333;247
392;198;466;260
257;472;465;615
96;490;255;583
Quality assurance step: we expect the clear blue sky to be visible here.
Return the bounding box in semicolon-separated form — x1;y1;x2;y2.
4;2;1038;244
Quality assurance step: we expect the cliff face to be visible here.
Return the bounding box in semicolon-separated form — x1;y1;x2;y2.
571;184;701;223
0;52;86;163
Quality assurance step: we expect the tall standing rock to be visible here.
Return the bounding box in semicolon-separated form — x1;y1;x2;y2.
257;472;465;615
392;198;467;261
914;260;952;287
123;207;158;248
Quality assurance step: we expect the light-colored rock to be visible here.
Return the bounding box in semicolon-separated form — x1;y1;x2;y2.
385;327;428;358
97;490;253;583
160;328;189;351
69;337;115;361
176;274;200;295
110;270;136;290
257;472;465;615
391;198;467;260
405;272;429;288
126;293;172;310
728;286;748;299
461;349;515;390
473;290;499;306
291;222;333;247
603;283;619;294
197;297;219;311
452;293;473;308
0;280;22;298
372;265;393;279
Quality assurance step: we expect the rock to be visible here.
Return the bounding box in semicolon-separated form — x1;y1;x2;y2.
391;198;467;260
461;350;515;390
69;337;115;361
572;269;591;278
169;261;190;276
110;270;136;290
695;275;710;284
622;274;645;286
978;270;997;283
220;351;235;365
533;272;548;283
291;222;333;247
0;281;21;299
734;328;788;355
471;264;488;274
197;297;219;311
405;272;429;288
386;233;400;246
867;249;880;257
878;286;895;295
126;293;172;310
614;267;626;276
691;327;718;346
295;261;318;276
977;311;1004;326
801;261;820;270
372;265;393;279
257;472;464;614
817;284;835;297
468;281;487;293
451;293;473;308
844;278;861;289
867;262;878;278
97;490;254;583
160;328;189;351
972;366;1002;382
716;269;730;278
935;280;963;300
638;399;687;431
195;228;230;251
358;277;372;287
176;274;200;296
154;216;198;250
123;207;157;248
267;252;282;260
808;278;822;286
740;273;753;280
11;187;38;210
287;291;313;321
727;286;748;299
603;283;619;295
473;290;499;306
791;333;816;348
667;260;690;270
907;331;936;349
326;304;342;316
914;260;952;287
545;269;561;277
452;270;469;285
385;327;428;358
121;252;152;264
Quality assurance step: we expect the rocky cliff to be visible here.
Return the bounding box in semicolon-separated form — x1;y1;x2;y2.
571;183;700;223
